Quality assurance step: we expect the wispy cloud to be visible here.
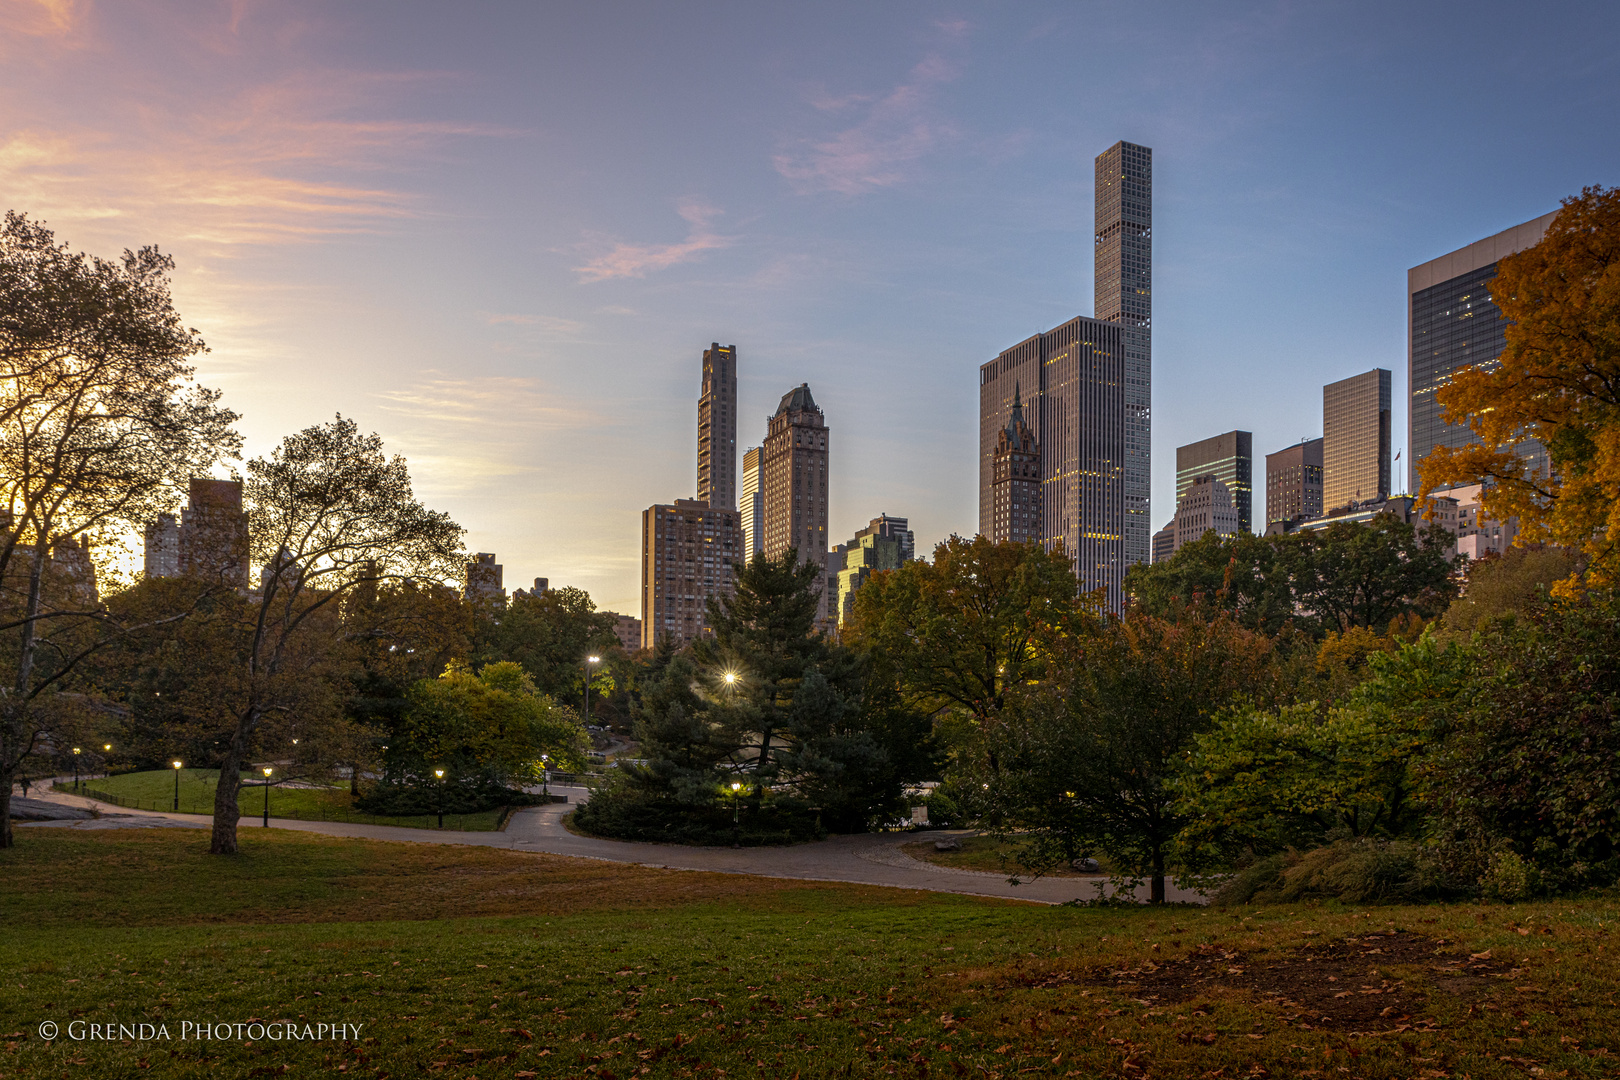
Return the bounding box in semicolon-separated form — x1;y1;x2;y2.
0;0;86;42
483;312;586;334
774;53;962;195
573;200;733;283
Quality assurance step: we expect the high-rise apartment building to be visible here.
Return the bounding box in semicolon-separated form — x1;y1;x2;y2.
1322;369;1392;512
1175;431;1252;534
979;139;1149;611
989;387;1041;545
739;445;763;562
1408;212;1556;493
465;553;504;603
761;384;831;619
143;513;179;578
981;317;1127;608
1170;476;1241;553
1095;141;1153;567
1265;438;1324;527
831;515;914;626
177;478;249;589
697;343;738;510
640;498;740;648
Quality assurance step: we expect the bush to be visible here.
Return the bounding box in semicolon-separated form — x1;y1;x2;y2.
1214;839;1460;906
356;778;541;816
571;784;823;847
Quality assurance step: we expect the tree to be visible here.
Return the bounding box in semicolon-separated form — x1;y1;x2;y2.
1279;516;1457;633
977;614;1282;902
0;212;239;848
205;416;464;854
1419;186;1620;594
472;585;619;704
841;536;1086;725
1438;545;1580;638
1124;531;1294;631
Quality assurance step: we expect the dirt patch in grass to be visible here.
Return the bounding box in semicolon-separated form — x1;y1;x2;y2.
1034;929;1517;1032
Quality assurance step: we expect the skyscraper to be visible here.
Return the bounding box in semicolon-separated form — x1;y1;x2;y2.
980;138;1148;611
1322;369;1392;512
831;514;914;626
1175;430;1252;534
177;478;249;589
981;317;1127;608
989;386;1041;545
1095;141;1153;567
697;342;737;510
640;499;740;649
1408;212;1556;492
739;445;763;561
762;384;831;621
1170;476;1241;553
465;553;504;603
1265;438;1324;528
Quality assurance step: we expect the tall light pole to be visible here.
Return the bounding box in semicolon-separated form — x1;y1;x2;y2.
582;654;601;726
72;747;81;791
261;766;273;827
540;753;550;801
102;744;112;781
172;760;183;811
731;780;742;848
434;768;445;828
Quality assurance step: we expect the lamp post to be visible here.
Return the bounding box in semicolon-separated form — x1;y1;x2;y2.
172;760;183;811
72;747;81;791
540;753;550;801
102;744;112;781
434;768;445;828
730;780;742;848
261;766;273;827
582;654;601;726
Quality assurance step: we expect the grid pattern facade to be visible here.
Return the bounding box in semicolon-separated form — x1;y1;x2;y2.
1094;141;1152;568
832;515;914;626
1265;438;1324;526
739;446;763;561
1174;430;1252;534
697;343;737;510
761;384;831;622
1322;369;1391;512
640;499;739;649
1172;476;1240;550
980;316;1127;610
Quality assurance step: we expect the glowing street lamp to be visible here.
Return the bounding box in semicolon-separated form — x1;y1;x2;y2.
261;766;273;827
730;780;743;848
582;655;602;726
434;768;446;828
540;753;551;801
172;760;183;812
72;747;81;791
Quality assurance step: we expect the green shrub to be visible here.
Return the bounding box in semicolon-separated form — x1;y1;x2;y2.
571;785;823;847
1214;839;1460;906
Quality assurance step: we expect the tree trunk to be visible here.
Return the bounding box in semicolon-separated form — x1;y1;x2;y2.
210;733;246;854
2;545;51;851
1151;848;1166;905
0;769;13;850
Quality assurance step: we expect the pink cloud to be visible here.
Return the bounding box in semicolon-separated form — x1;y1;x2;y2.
774;53;961;196
573;201;733;283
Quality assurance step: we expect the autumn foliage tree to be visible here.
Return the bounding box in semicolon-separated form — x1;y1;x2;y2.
1420;186;1620;593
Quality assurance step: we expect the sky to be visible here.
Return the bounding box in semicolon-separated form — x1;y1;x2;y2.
4;0;1618;614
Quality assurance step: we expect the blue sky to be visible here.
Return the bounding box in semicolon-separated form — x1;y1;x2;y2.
4;1;1617;613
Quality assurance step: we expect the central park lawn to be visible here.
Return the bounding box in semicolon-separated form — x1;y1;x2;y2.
2;828;1617;1079
63;768;504;830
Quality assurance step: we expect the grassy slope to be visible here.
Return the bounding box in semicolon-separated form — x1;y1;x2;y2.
64;768;503;831
902;834;1091;878
1;828;1617;1079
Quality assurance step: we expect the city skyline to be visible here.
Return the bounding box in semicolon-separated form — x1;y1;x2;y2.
8;3;1618;612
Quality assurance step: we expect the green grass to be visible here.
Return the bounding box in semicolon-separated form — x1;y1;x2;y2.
902;833;1093;877
2;828;1618;1079
59;768;504;831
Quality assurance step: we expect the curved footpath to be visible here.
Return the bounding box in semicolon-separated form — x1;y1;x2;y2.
20;783;1203;905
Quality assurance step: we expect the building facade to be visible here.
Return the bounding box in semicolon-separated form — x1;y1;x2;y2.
697;343;738;511
1409;212;1556;493
1175;430;1252;534
1171;475;1241;553
761;384;831;620
640;498;740;648
1151;521;1175;564
831;515;915;626
609;612;642;652
989;386;1041;545
177;478;250;589
739;445;763;563
143;513;179;578
1322;369;1392;512
1094;140;1153;568
465;553;504;603
1265;438;1324;528
980;316;1127;609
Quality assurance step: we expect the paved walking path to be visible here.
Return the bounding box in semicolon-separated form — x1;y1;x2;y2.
20;782;1203;905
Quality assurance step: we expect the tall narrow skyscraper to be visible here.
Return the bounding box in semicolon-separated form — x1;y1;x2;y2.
1094;141;1152;567
697;342;737;510
980;139;1149;611
739;446;763;561
1322;369;1392;512
1175;431;1252;534
762;384;831;621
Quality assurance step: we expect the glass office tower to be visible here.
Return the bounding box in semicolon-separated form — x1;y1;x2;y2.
1175;430;1252;534
1322;369;1391;512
